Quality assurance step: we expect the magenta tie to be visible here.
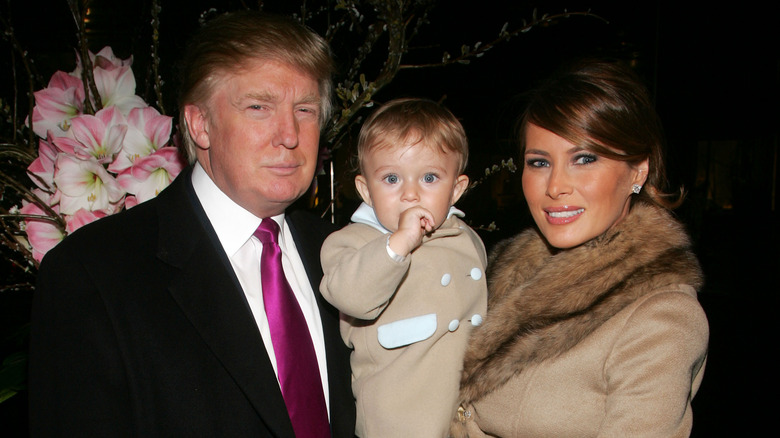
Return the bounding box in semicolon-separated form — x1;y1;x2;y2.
254;218;331;437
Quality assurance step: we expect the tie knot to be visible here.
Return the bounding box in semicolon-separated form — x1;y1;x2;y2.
254;218;280;244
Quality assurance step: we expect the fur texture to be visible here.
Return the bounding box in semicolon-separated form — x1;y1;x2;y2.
452;203;703;434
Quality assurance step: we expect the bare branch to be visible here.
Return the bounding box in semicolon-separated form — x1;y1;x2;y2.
66;0;101;114
399;10;607;70
0;12;41;152
150;0;165;114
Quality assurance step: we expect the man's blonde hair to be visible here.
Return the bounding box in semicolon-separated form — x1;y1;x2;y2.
177;11;335;162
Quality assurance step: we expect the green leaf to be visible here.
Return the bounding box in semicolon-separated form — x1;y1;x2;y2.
0;388;18;404
0;351;27;403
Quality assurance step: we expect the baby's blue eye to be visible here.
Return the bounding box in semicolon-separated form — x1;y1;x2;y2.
384;174;399;184
423;173;438;183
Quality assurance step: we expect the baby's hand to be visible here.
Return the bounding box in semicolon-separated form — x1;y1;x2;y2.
388;206;435;257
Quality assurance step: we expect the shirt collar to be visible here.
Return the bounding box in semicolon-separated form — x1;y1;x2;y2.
191;162;285;256
350;202;464;234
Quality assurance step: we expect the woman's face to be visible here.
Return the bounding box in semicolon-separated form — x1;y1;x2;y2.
522;124;648;249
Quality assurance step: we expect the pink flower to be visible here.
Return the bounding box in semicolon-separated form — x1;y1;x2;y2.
70;46;146;115
29;71;85;139
117;146;184;206
53;153;125;215
93;46;133;70
65;208;109;234
92;64;147;115
65;106;128;164
18;193;108;262
109;106;173;172
73;46;132;75
19;190;64;262
17;45;182;261
27;134;59;191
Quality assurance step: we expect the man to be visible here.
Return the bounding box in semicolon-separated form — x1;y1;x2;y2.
28;11;355;437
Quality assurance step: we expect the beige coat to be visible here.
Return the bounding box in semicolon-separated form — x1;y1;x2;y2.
321;211;488;438
452;203;709;437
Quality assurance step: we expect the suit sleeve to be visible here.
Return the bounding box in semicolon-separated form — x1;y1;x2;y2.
319;226;410;320
28;245;134;436
599;287;709;437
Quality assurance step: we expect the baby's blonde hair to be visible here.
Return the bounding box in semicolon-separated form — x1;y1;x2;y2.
357;98;468;174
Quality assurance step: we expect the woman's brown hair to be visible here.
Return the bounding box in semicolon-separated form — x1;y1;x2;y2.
517;59;683;209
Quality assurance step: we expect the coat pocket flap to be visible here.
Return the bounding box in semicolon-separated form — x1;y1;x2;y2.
377;313;437;349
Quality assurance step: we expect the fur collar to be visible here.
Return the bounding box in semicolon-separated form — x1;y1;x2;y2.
457;203;703;407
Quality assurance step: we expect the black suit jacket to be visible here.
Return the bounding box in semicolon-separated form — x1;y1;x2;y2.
28;166;355;437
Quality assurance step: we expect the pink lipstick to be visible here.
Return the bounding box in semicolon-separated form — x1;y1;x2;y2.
544;206;584;225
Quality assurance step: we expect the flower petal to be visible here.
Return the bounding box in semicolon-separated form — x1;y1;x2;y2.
110;107;173;172
117;147;184;204
19;199;64;262
27;135;59;190
54;154;126;214
94;65;146;115
69;108;128;163
30;83;84;138
66;208;109;234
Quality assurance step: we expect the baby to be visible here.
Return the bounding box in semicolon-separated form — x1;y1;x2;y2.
320;98;488;437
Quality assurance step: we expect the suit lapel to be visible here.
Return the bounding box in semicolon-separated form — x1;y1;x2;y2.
287;211;355;436
286;211;340;348
155;168;295;437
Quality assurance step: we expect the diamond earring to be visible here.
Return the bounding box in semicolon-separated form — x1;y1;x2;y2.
632;184;642;194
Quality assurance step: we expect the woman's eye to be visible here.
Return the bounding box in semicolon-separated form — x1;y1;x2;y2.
423;173;438;183
525;158;548;168
383;174;399;184
574;154;598;165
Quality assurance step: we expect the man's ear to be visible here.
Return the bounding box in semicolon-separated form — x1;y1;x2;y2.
183;104;210;150
451;174;470;204
354;175;372;207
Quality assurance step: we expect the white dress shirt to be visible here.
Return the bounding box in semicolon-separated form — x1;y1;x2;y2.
190;163;330;412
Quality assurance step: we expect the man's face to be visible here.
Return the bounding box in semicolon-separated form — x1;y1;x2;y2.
186;60;322;218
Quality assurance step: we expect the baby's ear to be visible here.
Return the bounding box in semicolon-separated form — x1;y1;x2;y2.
451;174;470;204
354;175;373;207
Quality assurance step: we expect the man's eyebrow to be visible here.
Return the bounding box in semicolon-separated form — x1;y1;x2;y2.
296;94;322;106
236;91;321;107
241;91;277;101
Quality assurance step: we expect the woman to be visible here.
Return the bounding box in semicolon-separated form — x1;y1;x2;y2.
451;60;709;437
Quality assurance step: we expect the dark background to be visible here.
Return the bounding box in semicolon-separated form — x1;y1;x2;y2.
1;0;777;436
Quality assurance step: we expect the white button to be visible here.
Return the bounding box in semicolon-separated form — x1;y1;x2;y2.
471;314;483;326
441;273;452;286
470;268;483;280
448;319;460;331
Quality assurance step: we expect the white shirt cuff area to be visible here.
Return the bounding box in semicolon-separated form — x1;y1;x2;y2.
385;234;406;262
